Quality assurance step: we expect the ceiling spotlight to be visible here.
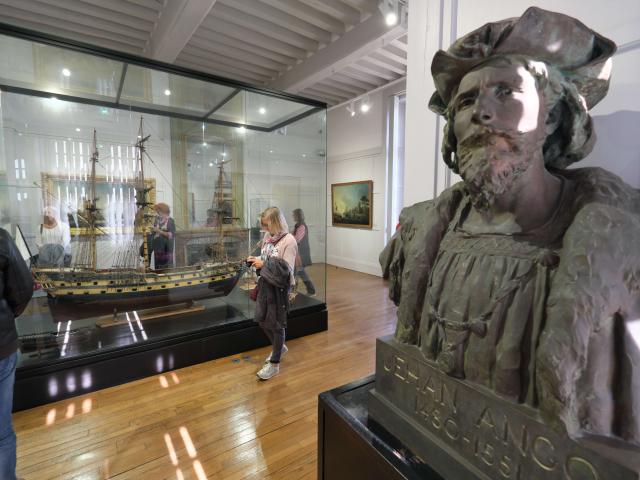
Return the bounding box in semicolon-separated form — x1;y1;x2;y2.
360;96;371;113
269;150;274;154
75;127;81;132
259;107;266;115
301;153;307;158
346;101;356;117
202;141;207;146
164;89;171;96
209;162;214;167
62;68;71;77
378;0;406;28
385;12;398;25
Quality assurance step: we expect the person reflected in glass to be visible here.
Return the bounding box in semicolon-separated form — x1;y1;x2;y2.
247;207;297;380
0;228;34;480
292;208;315;295
36;206;71;267
150;203;176;270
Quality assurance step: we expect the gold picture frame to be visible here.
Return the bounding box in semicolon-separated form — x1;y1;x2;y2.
331;180;373;229
42;173;156;235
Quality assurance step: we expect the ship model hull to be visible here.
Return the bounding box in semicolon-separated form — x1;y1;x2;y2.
37;262;244;321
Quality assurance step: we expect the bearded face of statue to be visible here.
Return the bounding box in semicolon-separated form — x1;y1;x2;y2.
452;62;548;210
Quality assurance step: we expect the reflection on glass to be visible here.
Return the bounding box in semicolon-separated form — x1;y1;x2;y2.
120;64;237;117
1;31;326;373
0;34;122;101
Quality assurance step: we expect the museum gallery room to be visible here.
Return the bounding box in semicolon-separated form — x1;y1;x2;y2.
0;0;639;479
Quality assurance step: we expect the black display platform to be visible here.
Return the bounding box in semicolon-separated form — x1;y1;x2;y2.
318;376;443;480
14;298;327;411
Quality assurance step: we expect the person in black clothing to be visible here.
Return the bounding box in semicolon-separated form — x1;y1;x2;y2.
0;228;34;480
292;209;315;295
150;203;176;270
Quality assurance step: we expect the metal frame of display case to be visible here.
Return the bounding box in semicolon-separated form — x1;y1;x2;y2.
0;22;325;133
0;22;329;411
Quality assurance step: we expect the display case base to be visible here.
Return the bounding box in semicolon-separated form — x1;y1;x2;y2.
14;303;327;411
318;376;443;480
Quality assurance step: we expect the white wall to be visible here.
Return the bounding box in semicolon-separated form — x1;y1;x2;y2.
404;0;640;207
326;81;405;276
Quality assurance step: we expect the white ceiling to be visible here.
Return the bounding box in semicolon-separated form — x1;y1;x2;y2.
0;0;407;106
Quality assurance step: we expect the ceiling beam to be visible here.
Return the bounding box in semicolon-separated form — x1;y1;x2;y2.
210;3;319;52
145;0;218;63
314;81;360;99
218;0;332;45
193;31;298;67
77;0;159;22
269;10;405;93
0;0;149;42
350;60;397;81
373;48;407;66
178;52;273;82
0;8;144;50
259;0;345;35
9;0;154;32
303;87;345;104
332;72;378;91
180;46;279;78
299;0;361;26
175;58;267;86
188;36;288;72
318;78;364;96
362;54;406;75
201;17;308;59
338;67;387;87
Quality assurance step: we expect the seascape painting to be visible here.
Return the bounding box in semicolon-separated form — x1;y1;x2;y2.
331;180;372;229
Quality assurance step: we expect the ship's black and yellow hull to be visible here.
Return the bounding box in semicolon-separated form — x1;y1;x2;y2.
35;262;245;320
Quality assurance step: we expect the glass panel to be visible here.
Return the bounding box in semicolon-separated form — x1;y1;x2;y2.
0;34;123;101
208;90;315;129
243;110;327;307
0;32;326;369
119;64;238;117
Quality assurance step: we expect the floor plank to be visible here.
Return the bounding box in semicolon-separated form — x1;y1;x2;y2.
14;266;396;479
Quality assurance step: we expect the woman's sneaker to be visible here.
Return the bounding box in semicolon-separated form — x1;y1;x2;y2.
265;344;288;362
257;362;280;380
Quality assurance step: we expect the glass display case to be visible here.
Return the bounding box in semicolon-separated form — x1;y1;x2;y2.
0;23;327;409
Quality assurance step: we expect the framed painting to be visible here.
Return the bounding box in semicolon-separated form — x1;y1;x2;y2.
331;180;373;229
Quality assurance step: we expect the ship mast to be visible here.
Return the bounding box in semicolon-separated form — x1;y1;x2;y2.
135;118;153;272
213;160;226;260
86;129;98;270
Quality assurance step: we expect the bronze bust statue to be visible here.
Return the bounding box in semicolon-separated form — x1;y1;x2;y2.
380;6;640;449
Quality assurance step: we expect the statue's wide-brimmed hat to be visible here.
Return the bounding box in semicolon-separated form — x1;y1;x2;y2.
429;7;616;115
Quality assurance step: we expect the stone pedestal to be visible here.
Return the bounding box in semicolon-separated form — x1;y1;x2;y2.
369;336;640;480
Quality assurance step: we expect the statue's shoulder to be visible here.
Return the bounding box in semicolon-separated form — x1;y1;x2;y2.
399;183;466;231
559;167;640;214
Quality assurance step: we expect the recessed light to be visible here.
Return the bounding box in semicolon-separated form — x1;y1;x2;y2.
75;128;81;132
301;153;306;157
164;89;171;96
222;152;226;156
209;162;214;167
385;12;398;26
237;126;246;133
137;135;142;139
269;150;274;154
62;68;71;77
202;142;207;146
259;107;266;115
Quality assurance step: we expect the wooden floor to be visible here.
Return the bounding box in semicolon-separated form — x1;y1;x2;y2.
14;266;397;480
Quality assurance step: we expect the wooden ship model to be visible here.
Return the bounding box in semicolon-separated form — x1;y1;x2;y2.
32;120;245;318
